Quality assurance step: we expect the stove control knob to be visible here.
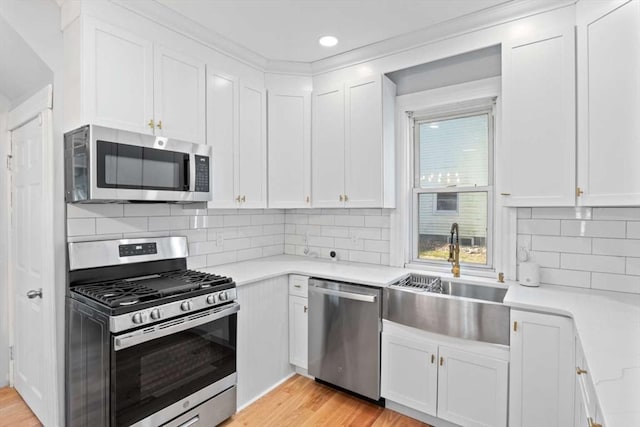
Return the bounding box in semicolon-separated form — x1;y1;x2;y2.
181;301;193;312
218;291;228;301
150;309;161;320
132;312;146;324
206;294;216;305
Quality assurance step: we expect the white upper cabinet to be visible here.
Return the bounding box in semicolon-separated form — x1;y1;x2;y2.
577;0;640;205
83;18;154;134
66;17;206;143
509;310;574;427
238;83;267;208
268;91;311;208
501;26;576;206
312;86;346;207
312;75;396;208
207;71;239;208
207;76;267;208
154;46;206;143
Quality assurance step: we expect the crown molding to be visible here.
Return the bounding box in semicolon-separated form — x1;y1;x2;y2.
310;0;577;75
104;0;575;77
110;0;268;72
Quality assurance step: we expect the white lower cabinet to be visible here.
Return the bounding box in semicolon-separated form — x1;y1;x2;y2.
288;275;309;370
381;321;508;427
574;337;605;427
509;310;574;427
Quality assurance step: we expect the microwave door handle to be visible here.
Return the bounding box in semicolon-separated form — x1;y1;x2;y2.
113;302;240;351
188;153;195;192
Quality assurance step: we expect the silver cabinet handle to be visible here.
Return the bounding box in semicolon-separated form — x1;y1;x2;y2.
27;289;42;299
311;286;376;303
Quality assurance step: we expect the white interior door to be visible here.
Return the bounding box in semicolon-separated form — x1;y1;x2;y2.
10;112;55;426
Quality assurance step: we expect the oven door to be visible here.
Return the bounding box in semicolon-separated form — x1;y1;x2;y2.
111;303;239;427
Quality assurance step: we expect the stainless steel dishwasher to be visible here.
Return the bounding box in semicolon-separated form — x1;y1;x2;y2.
308;278;382;401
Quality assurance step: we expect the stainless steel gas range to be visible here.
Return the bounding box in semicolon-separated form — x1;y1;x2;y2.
66;237;239;427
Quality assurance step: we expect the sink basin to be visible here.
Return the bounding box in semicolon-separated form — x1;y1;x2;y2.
383;274;510;345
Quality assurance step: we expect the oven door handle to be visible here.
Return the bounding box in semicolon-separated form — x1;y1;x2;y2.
113;302;240;352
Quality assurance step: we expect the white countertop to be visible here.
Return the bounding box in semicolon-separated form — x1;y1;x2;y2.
505;285;640;427
199;254;408;287
200;255;639;426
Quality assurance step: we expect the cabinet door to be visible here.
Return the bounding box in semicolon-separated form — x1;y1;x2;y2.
437;346;508;427
501;26;576;206
154;46;206;144
344;77;383;207
381;331;438;416
577;0;640;205
312;86;345;207
288;296;308;369
83;17;154;135
510;310;574;427
206;71;239;208
238;83;267;208
268;91;311;208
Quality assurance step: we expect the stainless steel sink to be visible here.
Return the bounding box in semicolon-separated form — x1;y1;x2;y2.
383;274;510;345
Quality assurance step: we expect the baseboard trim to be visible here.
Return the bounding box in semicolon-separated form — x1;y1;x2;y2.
385;400;461;427
237;371;296;412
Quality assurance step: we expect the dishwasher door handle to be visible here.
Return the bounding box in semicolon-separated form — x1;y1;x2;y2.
311;286;377;303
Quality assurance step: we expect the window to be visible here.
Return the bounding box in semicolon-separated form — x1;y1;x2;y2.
413;102;494;267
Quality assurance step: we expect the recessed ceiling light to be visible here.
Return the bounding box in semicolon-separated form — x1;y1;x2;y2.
319;36;338;47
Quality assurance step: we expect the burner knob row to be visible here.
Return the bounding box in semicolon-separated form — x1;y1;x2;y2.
132;312;147;324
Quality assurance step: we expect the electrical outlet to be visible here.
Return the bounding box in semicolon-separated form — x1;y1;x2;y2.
350;232;359;245
216;232;224;247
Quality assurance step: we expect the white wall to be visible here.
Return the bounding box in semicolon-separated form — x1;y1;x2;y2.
0;92;10;387
517;207;640;294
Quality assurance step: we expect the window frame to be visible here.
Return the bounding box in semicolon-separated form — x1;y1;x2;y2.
411;102;496;270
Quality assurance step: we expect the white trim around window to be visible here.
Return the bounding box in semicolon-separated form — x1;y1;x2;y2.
390;76;517;280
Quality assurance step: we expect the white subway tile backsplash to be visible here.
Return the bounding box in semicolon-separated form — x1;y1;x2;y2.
320;227;350;238
539;268;591;288
262;245;284;257
207;252;238;267
125;204;170;217
187;255;207;269
527;251;560;268
532;207;592;220
67;218;96;236
560;253;625;274
349;250;381;264
626;258;640;276
190;215;224;229
335;215;365;227
592;238;640;257
96;217;147;234
223;215;251;227
223;238;251;251
591;273;640;294
308;215;335;226
67;204;124;218
334;237;364;250
518;207;640;293
517;219;560;235
593;207;640;221
365;215;390;228
531;235;591;254
236;248;263;261
561;220;626;238
364;239;389;253
148;216;188;231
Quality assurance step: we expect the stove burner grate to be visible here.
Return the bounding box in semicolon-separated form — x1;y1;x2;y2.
72;269;233;308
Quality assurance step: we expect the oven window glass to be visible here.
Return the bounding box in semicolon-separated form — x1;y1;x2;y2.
97;141;189;191
112;312;237;427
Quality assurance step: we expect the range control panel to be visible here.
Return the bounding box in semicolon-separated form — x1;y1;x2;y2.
119;243;158;257
194;155;210;192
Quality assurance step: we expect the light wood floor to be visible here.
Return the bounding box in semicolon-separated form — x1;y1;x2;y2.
222;375;430;427
0;376;430;427
0;387;42;427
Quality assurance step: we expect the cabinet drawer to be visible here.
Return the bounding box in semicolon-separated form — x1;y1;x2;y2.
289;275;308;297
576;339;598;424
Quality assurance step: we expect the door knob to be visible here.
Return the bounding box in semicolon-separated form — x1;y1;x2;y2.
27;289;42;299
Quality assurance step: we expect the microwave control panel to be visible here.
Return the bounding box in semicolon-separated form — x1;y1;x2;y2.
194;155;210;193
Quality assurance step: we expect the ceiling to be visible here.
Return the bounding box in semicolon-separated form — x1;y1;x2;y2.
155;0;513;63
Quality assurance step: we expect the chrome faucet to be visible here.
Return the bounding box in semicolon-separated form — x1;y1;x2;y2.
448;222;461;278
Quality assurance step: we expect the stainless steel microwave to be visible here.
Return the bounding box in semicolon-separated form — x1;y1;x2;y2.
65;125;211;203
